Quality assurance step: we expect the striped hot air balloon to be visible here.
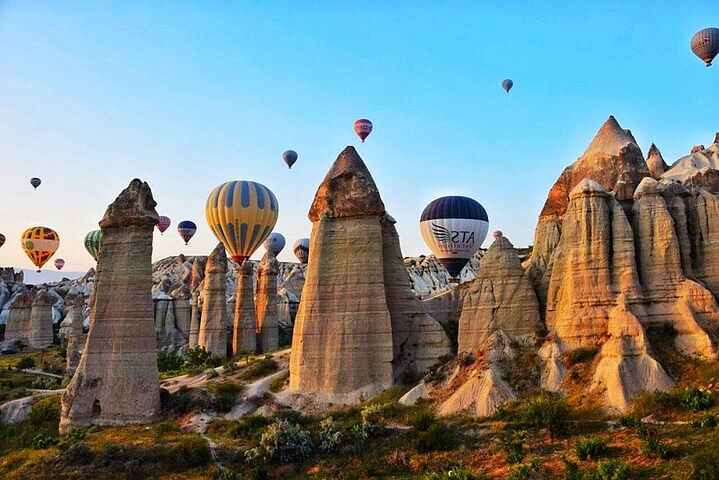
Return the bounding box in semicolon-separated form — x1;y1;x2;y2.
21;226;60;272
54;258;65;270
156;216;171;234
419;196;489;279
691;28;719;66
177;220;197;245
0;233;5;249
263;232;286;256
205;180;279;263
353;118;373;142
84;230;101;261
293;238;310;264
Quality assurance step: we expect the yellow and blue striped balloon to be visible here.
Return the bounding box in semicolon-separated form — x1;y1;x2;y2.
205;180;279;263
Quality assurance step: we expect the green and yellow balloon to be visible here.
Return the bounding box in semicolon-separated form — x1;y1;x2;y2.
205;181;279;263
84;230;101;261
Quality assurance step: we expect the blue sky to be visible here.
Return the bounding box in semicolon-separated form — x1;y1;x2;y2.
0;1;717;280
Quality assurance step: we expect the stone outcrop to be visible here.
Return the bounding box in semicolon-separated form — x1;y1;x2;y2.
66;295;86;377
3;289;34;345
232;260;257;355
60;179;160;433
198;243;229;357
458;235;542;353
154;297;184;347
289;147;396;402
646;144;668;179
256;253;279;354
27;289;54;347
662;136;719;186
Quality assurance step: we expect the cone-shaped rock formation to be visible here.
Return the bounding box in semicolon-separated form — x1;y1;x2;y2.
199;243;228;357
232;260;257;354
256;253;279;353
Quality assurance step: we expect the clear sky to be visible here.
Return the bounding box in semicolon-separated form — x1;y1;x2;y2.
1;1;717;281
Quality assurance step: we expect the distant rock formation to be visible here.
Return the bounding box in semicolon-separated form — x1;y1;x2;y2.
27;289;54;347
458;235;542;353
66;295;86;377
662;134;719;185
60;179;160;433
646;144;668;179
256;253;279;353
290;146;449;403
198;243;229;357
3;289;34;345
188;289;201;348
232;260;257;355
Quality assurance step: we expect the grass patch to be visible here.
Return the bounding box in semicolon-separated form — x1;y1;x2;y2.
238;357;278;382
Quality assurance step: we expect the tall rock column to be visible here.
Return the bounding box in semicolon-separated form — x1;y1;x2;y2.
60;179;160;433
198;243;228;357
188;289;201;347
256;253;279;353
66;295;86;377
3;289;34;344
289;146;394;403
28;289;54;347
232;260;257;354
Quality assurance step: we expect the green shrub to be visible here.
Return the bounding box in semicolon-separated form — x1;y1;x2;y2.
58;426;86;452
15;356;36;370
64;442;94;465
616;414;638;428
229;415;272;441
157;349;184;372
565;348;598;366
207;381;244;413
426;468;480;480
318;416;344;453
562;458;580;480
520;391;569;440
165;436;211;469
0;395;59;452
591;460;629;480
507;459;540;480
632;391;680;418
32;432;58;449
183;346;222;369
239;357;278;382
416;421;453;453
500;431;527;464
245;419;313;464
691;443;719;479
638;424;671;459
681;386;715;411
574;437;609;461
410;409;438;431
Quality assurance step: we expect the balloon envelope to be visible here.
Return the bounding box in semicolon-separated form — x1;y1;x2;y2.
205;180;279;263
30;177;41;189
84;230;101;261
691;28;719;66
0;233;5;249
156;216;171;234
293;238;310;264
54;258;65;270
419;196;489;278
263;232;286;256
353;118;373;142
493;230;503;239
21;226;60;271
502;79;513;92
177;220;197;245
282;150;298;169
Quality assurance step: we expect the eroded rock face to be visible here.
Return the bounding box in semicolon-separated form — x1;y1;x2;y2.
289;147;396;403
66;295;86;377
458;235;542;353
3;289;34;345
28;290;54;348
232;260;257;355
256;253;279;354
646;144;669;179
199;243;228;357
60;179;160;433
188;290;201;348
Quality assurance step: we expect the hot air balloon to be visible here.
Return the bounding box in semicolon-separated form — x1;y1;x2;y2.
21;226;60;272
502;79;513;93
30;177;41;189
0;233;5;249
293;238;310;264
354;118;373;142
177;220;197;245
283;150;298;169
691;28;719;66
263;232;286;257
419;196;489;280
205;180;279;263
54;258;65;270
493;230;503;239
84;230;101;261
156;216;171;234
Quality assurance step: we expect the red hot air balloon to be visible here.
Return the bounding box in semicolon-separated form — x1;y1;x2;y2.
0;233;5;249
54;258;65;270
493;230;503;239
691;28;719;67
353;118;373;142
156;216;171;234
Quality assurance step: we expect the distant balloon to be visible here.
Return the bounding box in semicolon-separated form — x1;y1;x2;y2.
419;196;489;279
283;150;298;169
21;226;60;272
263;232;286;257
205;180;279;263
156;216;171;234
0;233;4;249
84;230;101;261
354;118;373;143
54;258;65;270
30;177;41;189
502;79;513;93
293;238;310;264
691;28;719;66
177;220;197;245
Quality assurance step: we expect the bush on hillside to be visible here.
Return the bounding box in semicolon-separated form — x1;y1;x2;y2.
245;420;313;464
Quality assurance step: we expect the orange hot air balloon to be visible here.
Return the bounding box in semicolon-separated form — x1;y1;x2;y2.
21;226;60;272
